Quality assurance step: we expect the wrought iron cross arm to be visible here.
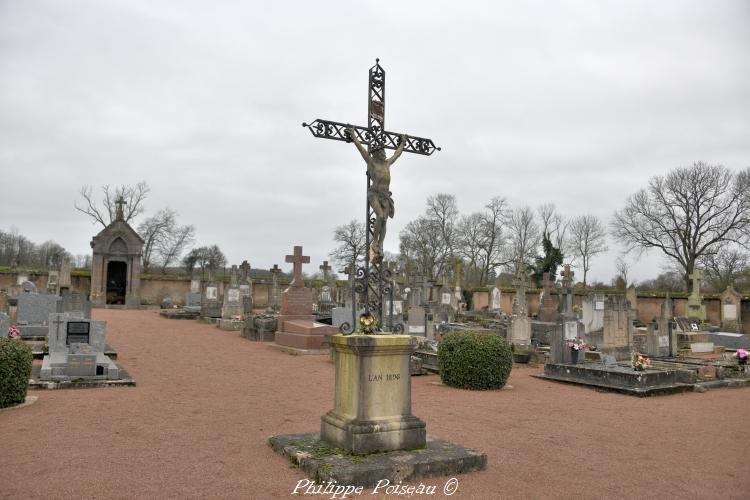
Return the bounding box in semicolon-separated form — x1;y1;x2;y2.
301;119;441;156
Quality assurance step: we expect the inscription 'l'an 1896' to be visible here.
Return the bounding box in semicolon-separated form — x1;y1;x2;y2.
368;373;401;382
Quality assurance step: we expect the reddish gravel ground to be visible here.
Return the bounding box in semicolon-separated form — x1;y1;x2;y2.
2;309;749;500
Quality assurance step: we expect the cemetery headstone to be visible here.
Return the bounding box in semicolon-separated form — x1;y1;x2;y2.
268;264;282;312
274;246;337;351
601;295;633;354
686;270;707;321
17;292;60;337
239;260;254;316
489;286;501;312
0;312;9;338
200;281;222;318
222;265;243;319
47;270;59;293
59;258;72;290
538;272;558;321
625;285;638;317
509;273;531;346
581;293;606;333
720;286;742;332
40;312;120;381
58;290;92;318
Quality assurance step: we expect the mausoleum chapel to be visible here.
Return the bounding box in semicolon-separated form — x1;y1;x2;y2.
89;199;144;307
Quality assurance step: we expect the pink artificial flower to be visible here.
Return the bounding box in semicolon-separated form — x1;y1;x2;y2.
735;349;747;359
8;325;20;339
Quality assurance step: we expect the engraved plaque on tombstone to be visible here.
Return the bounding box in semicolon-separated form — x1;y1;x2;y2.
66;321;90;344
723;304;737;321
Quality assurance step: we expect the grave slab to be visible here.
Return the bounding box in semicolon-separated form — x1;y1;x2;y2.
269;433;486;488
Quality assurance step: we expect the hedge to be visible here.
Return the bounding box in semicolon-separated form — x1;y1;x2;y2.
438;331;513;390
0;338;33;408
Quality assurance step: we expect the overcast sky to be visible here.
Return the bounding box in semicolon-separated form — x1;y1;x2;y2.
1;0;748;283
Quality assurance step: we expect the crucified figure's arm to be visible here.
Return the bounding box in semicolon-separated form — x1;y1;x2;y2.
387;134;408;166
347;128;371;163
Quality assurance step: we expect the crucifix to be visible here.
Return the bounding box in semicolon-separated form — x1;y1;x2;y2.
114;196;126;221
303;59;440;329
285;246;310;288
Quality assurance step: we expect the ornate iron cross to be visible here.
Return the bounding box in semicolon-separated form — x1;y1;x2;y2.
302;59;440;332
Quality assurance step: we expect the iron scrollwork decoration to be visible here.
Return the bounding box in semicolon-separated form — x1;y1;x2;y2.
302;120;440;156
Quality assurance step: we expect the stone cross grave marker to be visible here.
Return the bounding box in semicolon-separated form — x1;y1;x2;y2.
269;264;281;311
285;246;309;288
319;260;332;282
687;269;707;321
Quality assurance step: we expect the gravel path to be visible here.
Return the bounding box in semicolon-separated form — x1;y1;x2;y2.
2;309;748;499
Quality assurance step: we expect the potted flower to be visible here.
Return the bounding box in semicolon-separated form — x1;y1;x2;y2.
359;314;378;335
631;351;651;371
734;349;748;365
573;305;583;320
566;336;586;364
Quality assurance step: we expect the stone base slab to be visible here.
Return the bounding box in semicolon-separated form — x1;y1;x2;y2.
29;362;135;389
30;343;117;360
159;309;200;320
275;321;336;350
269;432;486;488
537;363;691;396
216;319;246;331
268;343;329;356
321;411;426;455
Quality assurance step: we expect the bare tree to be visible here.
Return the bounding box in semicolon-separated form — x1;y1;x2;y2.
425;193;459;279
329;219;366;270
456;212;485;286
505;205;541;275
75;181;150;226
569;214;608;286
612;162;750;289
157;224;195;273
638;270;686;292
183;245;226;278
0;227;71;269
538;203;570;257
615;256;630;290
399;216;444;281
138;209;177;272
699;247;749;291
456;196;510;286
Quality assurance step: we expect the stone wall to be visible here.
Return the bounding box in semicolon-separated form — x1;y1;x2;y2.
0;270;275;309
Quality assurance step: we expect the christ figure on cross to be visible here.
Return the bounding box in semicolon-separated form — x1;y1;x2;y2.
347;127;406;265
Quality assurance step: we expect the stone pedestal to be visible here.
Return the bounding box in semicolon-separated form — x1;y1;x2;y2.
320;334;426;455
274;287;337;351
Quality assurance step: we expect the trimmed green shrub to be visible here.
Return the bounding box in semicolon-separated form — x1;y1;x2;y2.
438;332;513;390
0;337;33;408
